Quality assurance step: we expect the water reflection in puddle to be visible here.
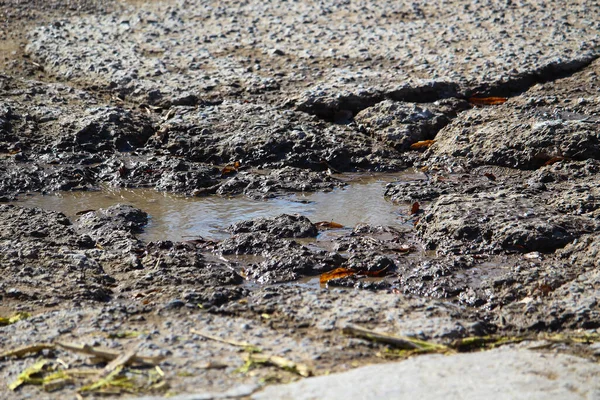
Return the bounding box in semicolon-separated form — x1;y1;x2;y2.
17;172;425;242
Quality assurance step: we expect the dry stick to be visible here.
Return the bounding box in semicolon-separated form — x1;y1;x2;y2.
197;361;228;370
43;378;73;392
0;343;55;359
75;347;140;393
97;347;138;379
245;353;312;377
63;369;103;378
190;329;255;348
342;324;422;350
56;342;165;366
190;329;291;374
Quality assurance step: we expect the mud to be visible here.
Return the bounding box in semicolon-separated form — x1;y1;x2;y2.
1;0;600;399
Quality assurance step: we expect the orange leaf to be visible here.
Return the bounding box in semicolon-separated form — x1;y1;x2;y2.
543;156;566;166
315;221;344;229
410;202;420;215
409;140;435;150
320;267;356;284
221;162;240;176
468;96;507;106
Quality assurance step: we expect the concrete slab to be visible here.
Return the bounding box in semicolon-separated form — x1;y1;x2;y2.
252;348;600;400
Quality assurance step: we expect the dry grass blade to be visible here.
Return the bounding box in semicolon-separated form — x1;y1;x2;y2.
343;324;421;350
450;336;526;352
243;353;312;377
0;312;31;326
78;365;132;394
56;342;165;366
343;324;448;353
190;329;261;352
1;343;55;359
62;369;103;378
8;359;54;390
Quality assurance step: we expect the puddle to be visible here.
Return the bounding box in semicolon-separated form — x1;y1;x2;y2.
16;172;425;242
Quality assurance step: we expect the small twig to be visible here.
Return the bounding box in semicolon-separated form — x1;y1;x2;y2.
190;329;257;349
97;347;138;379
56;342;165;366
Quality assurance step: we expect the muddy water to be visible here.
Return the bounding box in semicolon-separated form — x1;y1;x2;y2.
17;172;425;242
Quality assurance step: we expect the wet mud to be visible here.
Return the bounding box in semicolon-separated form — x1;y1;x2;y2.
1;0;599;398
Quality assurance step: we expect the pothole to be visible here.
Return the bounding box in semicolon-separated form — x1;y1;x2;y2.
15;172;426;242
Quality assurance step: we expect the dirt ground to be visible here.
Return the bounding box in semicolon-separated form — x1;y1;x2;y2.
0;0;599;398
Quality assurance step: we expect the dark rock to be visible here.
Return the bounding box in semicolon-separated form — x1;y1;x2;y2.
216;167;344;199
355;98;468;151
152;103;406;171
78;204;148;234
417;190;598;253
56;107;156;152
218;232;304;255
165;299;185;309
76;204;147;251
228;214;318;238
346;254;395;273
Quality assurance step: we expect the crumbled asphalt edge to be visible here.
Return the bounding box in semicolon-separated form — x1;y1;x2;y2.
1;53;597;201
297;53;600;126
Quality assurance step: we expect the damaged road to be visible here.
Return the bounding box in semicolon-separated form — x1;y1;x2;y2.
1;0;600;398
